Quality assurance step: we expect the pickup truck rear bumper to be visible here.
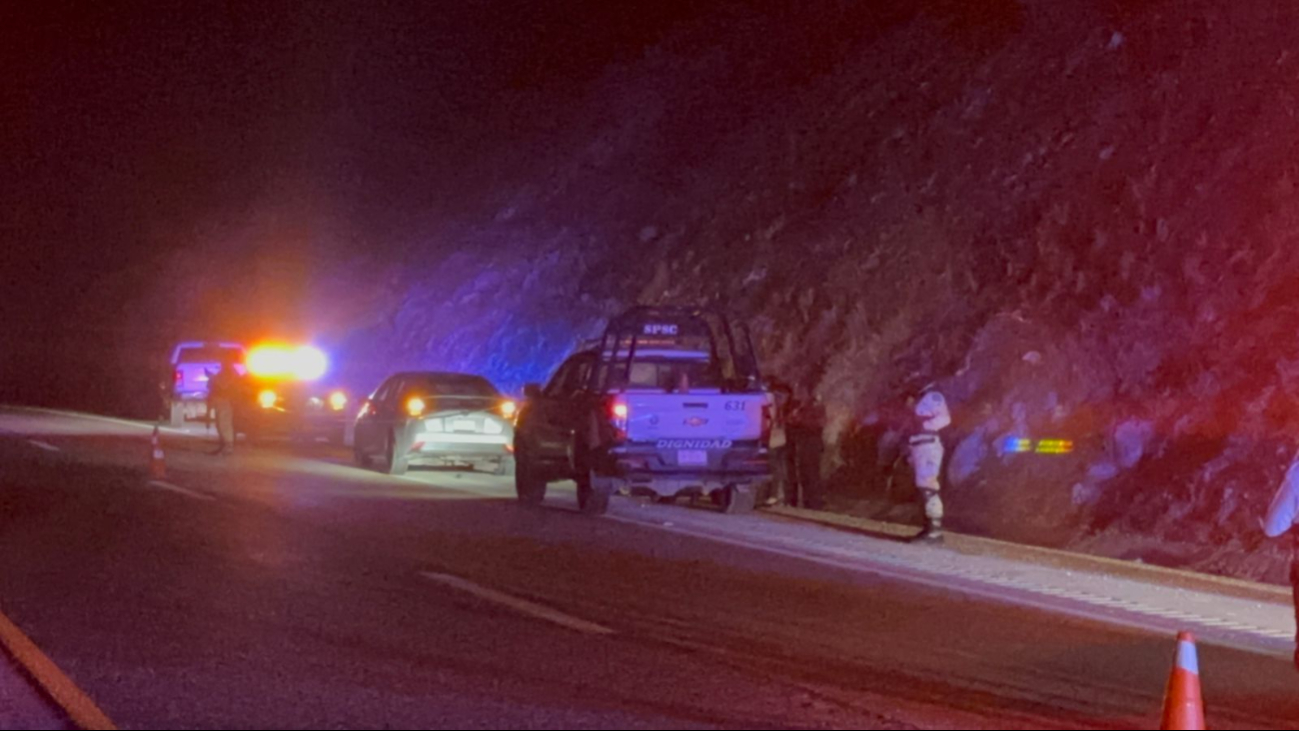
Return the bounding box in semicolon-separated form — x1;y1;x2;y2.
605;440;770;495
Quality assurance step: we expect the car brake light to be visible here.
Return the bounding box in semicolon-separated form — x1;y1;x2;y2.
406;396;427;418
609;398;629;442
174;369;183;386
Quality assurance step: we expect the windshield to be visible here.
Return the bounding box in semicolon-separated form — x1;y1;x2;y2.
411;374;500;398
600;357;721;391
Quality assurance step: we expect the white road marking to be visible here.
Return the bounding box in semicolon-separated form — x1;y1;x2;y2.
14;407;186;434
422;572;615;636
147;480;215;501
27;440;59;452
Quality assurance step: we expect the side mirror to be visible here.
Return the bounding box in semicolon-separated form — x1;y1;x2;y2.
524;383;543;400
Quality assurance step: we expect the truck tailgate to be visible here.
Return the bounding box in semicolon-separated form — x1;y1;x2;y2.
624;392;766;443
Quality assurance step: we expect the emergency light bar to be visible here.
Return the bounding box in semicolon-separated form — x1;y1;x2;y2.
246;344;329;381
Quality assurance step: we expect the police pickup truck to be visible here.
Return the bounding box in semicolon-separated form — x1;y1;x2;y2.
513;306;771;515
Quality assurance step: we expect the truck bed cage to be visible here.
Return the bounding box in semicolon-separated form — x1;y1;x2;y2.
590;306;761;394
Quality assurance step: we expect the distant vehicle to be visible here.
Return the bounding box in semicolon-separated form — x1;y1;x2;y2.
352;372;516;476
513;306;772;515
162;341;247;427
240;344;353;445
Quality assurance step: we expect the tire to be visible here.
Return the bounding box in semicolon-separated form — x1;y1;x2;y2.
576;468;611;516
383;431;409;476
720;484;756;515
514;452;546;507
168;401;185;428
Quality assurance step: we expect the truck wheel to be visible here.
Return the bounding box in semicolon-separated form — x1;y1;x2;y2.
576;469;611;516
383;432;409;476
514;453;546;506
720;484;756;515
168;402;185;428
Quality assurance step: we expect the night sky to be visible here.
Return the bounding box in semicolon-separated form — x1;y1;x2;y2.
1;0;711;343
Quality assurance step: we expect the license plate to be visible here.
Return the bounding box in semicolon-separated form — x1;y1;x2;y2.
678;450;707;466
453;419;478;432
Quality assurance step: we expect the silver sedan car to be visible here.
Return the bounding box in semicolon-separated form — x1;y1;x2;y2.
353;372;516;476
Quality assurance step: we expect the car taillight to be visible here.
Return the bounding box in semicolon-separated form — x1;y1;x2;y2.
174;369;183;386
406;396;428;418
609;397;629;442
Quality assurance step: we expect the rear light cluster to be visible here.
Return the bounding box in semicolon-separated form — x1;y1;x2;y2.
406;396;428;417
499;400;517;420
174;369;183;386
608;397;629;443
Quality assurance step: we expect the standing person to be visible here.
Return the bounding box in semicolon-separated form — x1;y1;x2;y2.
205;354;243;456
909;384;951;543
764;380;794;507
1262;456;1299;670
787;391;825;510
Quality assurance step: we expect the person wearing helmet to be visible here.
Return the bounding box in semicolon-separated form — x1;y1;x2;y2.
909;384;951;543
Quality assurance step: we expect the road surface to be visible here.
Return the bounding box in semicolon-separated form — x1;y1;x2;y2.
0;407;1295;729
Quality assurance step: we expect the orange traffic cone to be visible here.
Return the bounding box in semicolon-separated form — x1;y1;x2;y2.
149;426;167;480
1161;631;1206;730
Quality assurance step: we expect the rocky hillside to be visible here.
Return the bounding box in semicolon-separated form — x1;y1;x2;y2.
319;1;1299;580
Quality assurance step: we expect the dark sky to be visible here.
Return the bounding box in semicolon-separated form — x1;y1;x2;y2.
1;0;710;339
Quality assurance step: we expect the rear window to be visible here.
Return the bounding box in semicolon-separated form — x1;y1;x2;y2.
411;375;500;398
603;358;721;391
177;346;244;364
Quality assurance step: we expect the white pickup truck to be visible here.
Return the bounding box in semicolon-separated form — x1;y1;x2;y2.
513;307;772;515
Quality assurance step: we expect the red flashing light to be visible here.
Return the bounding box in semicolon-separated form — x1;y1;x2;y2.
609;398;629;442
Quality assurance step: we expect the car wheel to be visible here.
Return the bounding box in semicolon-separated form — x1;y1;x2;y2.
514;452;546;506
720;484;756;515
576;468;611;516
383;431;408;476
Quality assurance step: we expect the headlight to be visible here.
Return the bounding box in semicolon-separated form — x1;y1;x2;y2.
257;389;278;409
328;391;348;411
406;396;427;417
500;400;517;419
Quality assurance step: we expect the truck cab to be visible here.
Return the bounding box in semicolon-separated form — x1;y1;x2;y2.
514;306;771;515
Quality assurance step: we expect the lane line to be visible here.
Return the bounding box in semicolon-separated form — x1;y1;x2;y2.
421;572;615;636
11;407;187;434
0;607;116;730
147;481;215;502
27;440;60;452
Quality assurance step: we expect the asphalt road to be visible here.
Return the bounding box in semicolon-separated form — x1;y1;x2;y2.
0;407;1296;729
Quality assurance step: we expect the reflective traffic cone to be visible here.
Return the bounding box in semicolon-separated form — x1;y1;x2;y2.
149;426;167;480
1161;631;1206;731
